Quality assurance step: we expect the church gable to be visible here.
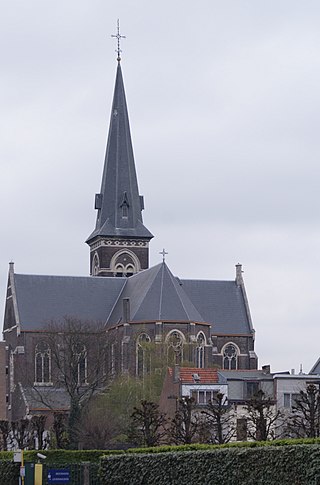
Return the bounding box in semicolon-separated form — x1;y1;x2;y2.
12;273;125;331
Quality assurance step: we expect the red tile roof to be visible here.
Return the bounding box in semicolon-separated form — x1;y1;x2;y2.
168;367;219;384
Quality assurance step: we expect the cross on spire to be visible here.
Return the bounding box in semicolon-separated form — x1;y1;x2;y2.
111;19;126;62
159;248;168;262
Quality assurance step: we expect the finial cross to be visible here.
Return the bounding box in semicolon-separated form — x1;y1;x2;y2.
159;248;168;262
111;19;126;62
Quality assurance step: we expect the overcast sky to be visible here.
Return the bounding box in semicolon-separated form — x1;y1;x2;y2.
1;1;320;373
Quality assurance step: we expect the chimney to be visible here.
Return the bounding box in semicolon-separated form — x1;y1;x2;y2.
262;365;271;374
235;263;243;286
122;298;130;322
291;368;295;375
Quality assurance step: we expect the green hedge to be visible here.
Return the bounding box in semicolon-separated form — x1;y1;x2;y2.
100;443;320;485
0;462;19;485
125;437;320;454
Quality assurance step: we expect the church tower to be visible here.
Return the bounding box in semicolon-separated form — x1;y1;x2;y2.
86;55;153;277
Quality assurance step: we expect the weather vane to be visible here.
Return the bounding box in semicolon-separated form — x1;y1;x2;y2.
159;248;168;263
111;19;126;62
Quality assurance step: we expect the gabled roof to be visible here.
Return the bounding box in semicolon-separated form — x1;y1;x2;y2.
309;357;320;375
180;279;252;334
107;262;204;324
178;367;219;384
87;62;153;242
12;273;126;331
4;262;254;336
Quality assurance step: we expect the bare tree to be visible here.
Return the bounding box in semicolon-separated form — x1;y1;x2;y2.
33;318;110;449
201;392;235;444
11;419;30;450
52;412;69;449
0;421;10;451
169;396;200;445
30;415;47;450
245;389;281;441
286;383;320;438
129;400;167;447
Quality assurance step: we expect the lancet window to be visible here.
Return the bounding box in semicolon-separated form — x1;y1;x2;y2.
136;333;151;377
35;342;51;384
196;332;206;368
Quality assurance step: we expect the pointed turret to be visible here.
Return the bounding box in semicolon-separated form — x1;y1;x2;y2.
87;62;153;277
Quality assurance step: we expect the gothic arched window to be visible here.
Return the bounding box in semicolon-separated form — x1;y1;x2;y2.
115;264;124;277
72;344;88;386
223;343;238;370
35;342;51;384
196;332;206;368
92;253;100;276
136;333;151;377
126;265;134;277
166;330;184;366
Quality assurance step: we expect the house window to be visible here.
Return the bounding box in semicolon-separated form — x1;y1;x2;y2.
284;393;301;409
136;333;151;377
166;330;184;366
223;344;238;370
191;389;219;405
246;381;260;399
196;332;206;368
35;342;51;384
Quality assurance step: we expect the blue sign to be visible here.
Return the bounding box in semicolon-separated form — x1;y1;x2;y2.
47;468;70;484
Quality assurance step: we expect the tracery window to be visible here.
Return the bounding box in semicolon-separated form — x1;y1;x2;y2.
196;332;206;368
73;344;87;385
223;343;238;370
35;342;51;384
166;330;184;366
136;333;151;377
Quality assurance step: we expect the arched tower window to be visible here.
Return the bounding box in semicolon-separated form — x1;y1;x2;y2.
115;264;124;277
92;253;100;276
111;250;140;277
196;332;206;368
166;330;185;366
136;333;151;377
35;342;51;384
223;343;238;370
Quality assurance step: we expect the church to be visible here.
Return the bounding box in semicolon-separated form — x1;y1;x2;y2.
1;50;258;420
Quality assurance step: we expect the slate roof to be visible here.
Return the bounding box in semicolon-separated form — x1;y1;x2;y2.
22;385;70;411
13;273;125;330
87;62;153;242
6;262;253;335
107;262;204;324
219;370;272;380
180;279;251;334
309;357;320;375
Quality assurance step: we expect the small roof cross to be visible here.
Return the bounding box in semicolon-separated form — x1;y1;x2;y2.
111;19;126;62
159;248;168;262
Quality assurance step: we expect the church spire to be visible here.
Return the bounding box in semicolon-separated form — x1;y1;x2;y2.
86;53;153;277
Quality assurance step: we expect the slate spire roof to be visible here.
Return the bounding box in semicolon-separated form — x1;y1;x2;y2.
107;261;204;324
87;62;153;242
